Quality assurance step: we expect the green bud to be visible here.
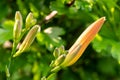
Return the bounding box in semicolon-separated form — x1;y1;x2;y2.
5;66;10;77
13;25;41;57
54;54;66;66
59;45;65;55
26;12;37;29
49;60;55;67
53;48;60;58
13;20;22;43
31;19;37;26
26;12;33;23
41;77;46;80
15;11;23;27
64;50;69;54
51;66;61;73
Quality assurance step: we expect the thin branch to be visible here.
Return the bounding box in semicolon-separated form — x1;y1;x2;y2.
39;10;58;25
65;0;75;7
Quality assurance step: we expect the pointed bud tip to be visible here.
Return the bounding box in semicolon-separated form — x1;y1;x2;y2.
100;17;106;21
13;51;20;57
35;25;41;32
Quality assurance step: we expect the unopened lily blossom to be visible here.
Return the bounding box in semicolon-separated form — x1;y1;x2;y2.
61;17;106;67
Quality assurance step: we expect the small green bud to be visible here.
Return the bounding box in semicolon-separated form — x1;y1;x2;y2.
13;20;22;43
5;66;10;78
15;11;23;27
13;25;41;57
26;12;37;29
51;66;61;73
54;54;66;66
26;12;33;24
31;19;37;26
59;45;65;55
64;50;69;54
53;48;60;58
41;76;46;80
49;60;55;67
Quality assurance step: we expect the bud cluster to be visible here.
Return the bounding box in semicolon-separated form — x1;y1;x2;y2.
50;17;106;70
13;11;40;57
50;45;68;72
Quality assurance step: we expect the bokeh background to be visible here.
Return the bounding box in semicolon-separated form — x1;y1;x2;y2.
0;0;120;80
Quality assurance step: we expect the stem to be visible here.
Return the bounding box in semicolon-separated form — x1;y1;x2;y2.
6;28;28;80
46;72;56;80
6;42;17;80
39;10;58;25
45;66;62;80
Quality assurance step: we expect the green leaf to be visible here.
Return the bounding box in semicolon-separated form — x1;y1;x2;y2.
37;27;65;51
0;2;9;20
92;35;112;53
44;27;65;38
50;0;67;15
97;58;116;76
0;20;14;44
92;34;120;61
111;42;120;61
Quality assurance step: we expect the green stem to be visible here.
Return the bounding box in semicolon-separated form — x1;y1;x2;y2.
6;42;17;80
46;72;56;80
6;28;28;80
45;66;62;80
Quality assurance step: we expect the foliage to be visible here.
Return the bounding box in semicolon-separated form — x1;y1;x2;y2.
0;0;120;80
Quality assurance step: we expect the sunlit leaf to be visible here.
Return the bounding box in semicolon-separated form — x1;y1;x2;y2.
37;27;65;51
0;20;14;44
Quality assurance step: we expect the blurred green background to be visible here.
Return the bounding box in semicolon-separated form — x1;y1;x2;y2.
0;0;120;80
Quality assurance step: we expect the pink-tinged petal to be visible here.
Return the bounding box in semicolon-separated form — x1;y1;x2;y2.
61;17;106;67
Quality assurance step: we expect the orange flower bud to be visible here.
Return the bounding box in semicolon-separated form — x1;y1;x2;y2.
61;17;106;67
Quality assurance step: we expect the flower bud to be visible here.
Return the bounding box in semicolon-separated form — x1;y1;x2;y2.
54;54;66;66
13;25;41;57
51;66;61;72
13;11;22;43
15;11;22;27
26;12;37;29
49;60;55;67
41;77;46;80
61;17;106;67
31;19;37;26
53;48;60;58
13;20;22;43
59;45;65;55
26;13;33;23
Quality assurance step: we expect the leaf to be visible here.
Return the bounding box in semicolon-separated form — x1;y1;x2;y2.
37;27;65;51
97;58;116;76
0;20;14;44
92;34;120;61
0;2;9;20
44;27;65;38
50;0;67;15
92;34;113;53
111;42;120;61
